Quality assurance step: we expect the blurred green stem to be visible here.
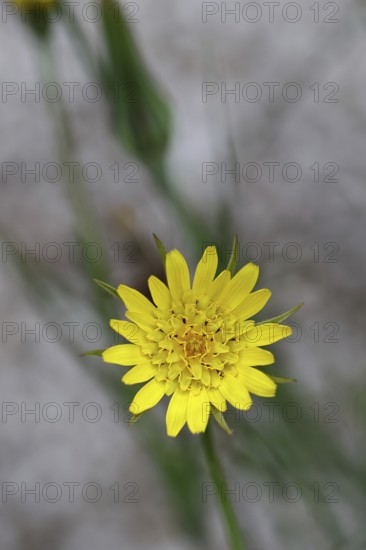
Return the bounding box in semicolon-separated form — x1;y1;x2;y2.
149;159;214;249
64;6;215;250
37;43;113;319
201;424;247;550
60;0;98;75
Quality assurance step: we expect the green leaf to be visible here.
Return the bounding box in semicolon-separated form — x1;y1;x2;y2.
226;234;239;276
153;233;167;265
94;278;119;298
211;407;233;435
80;349;106;357
269;375;297;384
258;302;303;325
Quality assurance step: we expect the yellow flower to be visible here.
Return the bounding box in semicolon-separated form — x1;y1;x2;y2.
102;246;292;437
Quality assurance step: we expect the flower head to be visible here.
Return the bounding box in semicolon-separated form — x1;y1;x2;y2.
102;246;292;436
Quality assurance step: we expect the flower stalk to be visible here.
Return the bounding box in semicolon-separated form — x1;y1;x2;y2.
201;423;247;550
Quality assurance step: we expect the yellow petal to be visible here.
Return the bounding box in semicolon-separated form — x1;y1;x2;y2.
180;368;192;391
126;311;156;331
208;270;231;301
190;358;202;379
211;342;230;354
187;388;210;433
244;323;292;347
140;342;158;355
238;367;276;397
207;387;227;412
102;344;145;366
238;347;275;366
165;379;178;396
230;289;271;320
129;379;165;414
220;373;252;410
118;284;156;316
109;320;146;345
166;249;191;300
122;363;156;385
166;389;189;437
148;275;171;309
219;263;259;310
192;246;218;294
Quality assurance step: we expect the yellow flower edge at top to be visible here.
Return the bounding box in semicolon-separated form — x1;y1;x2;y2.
12;0;55;6
102;246;293;437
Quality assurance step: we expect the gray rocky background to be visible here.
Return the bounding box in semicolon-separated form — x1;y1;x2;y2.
1;1;365;549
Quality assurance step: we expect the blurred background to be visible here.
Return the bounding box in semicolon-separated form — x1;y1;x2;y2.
1;0;365;548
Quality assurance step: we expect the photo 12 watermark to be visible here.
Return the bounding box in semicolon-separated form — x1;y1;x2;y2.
1;241;140;265
227;400;340;425
202;480;340;504
200;240;340;264
201;2;340;24
1;161;140;185
2;480;140;504
1;401;140;425
1;82;141;105
202;82;339;104
202;161;339;184
1;1;140;25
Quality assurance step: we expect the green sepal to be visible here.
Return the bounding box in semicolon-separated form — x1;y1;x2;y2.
211;407;233;435
269;375;297;384
153;234;167;265
128;412;145;426
93;278;119;298
80;349;106;357
226;234;239;276
258;303;303;325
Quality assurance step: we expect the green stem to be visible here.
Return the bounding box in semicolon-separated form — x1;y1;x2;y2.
201;424;247;550
36;43;114;320
149;159;214;249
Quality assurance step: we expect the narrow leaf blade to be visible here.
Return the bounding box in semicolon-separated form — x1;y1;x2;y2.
269;375;297;384
153;234;167;265
211;407;233;435
94;278;119;298
258;303;303;325
128;412;145;426
226;234;239;276
80;349;106;357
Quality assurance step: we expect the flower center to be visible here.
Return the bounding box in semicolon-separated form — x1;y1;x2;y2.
183;331;207;358
148;292;247;393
